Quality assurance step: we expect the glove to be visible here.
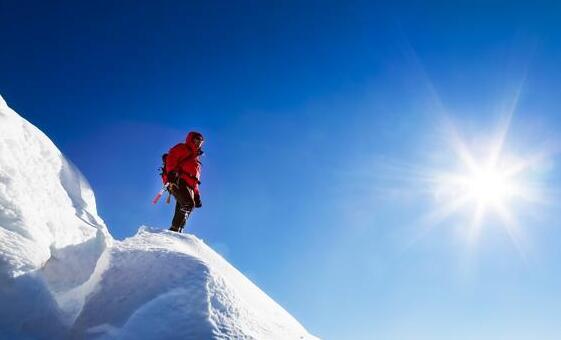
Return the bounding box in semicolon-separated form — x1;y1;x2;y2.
194;192;202;208
167;171;178;183
168;182;178;194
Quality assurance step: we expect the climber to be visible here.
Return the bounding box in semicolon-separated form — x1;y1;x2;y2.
162;131;204;232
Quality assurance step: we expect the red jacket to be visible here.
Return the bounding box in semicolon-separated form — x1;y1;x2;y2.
165;131;203;194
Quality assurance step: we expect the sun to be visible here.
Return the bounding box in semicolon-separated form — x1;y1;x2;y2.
449;160;520;208
425;119;548;255
467;168;509;203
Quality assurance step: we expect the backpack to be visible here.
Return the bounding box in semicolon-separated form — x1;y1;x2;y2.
159;153;168;184
152;153;171;205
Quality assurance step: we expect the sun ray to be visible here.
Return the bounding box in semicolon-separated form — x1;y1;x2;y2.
492;201;528;262
445;123;480;174
467;202;486;247
402;192;472;250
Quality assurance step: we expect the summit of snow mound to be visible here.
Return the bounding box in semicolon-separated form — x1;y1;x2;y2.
0;97;317;339
75;228;316;339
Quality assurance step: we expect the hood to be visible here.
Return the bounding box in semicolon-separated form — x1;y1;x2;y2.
186;131;204;150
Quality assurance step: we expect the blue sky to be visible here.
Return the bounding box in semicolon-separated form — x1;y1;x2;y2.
2;1;561;339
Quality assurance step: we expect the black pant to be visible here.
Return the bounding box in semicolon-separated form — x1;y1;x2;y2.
170;179;195;232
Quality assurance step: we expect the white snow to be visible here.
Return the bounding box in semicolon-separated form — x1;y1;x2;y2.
0;95;317;339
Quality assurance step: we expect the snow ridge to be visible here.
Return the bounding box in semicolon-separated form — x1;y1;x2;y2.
0;95;316;339
0;95;112;338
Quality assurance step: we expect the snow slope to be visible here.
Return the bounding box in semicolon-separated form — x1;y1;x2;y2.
0;95;317;339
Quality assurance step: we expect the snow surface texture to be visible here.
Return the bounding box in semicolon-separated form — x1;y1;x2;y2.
0;95;317;340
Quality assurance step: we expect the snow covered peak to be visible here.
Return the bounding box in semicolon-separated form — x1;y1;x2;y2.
0;97;317;339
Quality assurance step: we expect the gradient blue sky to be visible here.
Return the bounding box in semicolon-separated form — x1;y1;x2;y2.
2;1;561;339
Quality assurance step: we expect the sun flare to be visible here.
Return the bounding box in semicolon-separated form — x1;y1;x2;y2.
424;119;549;255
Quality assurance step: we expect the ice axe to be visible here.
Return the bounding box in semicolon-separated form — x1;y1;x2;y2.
151;183;170;204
